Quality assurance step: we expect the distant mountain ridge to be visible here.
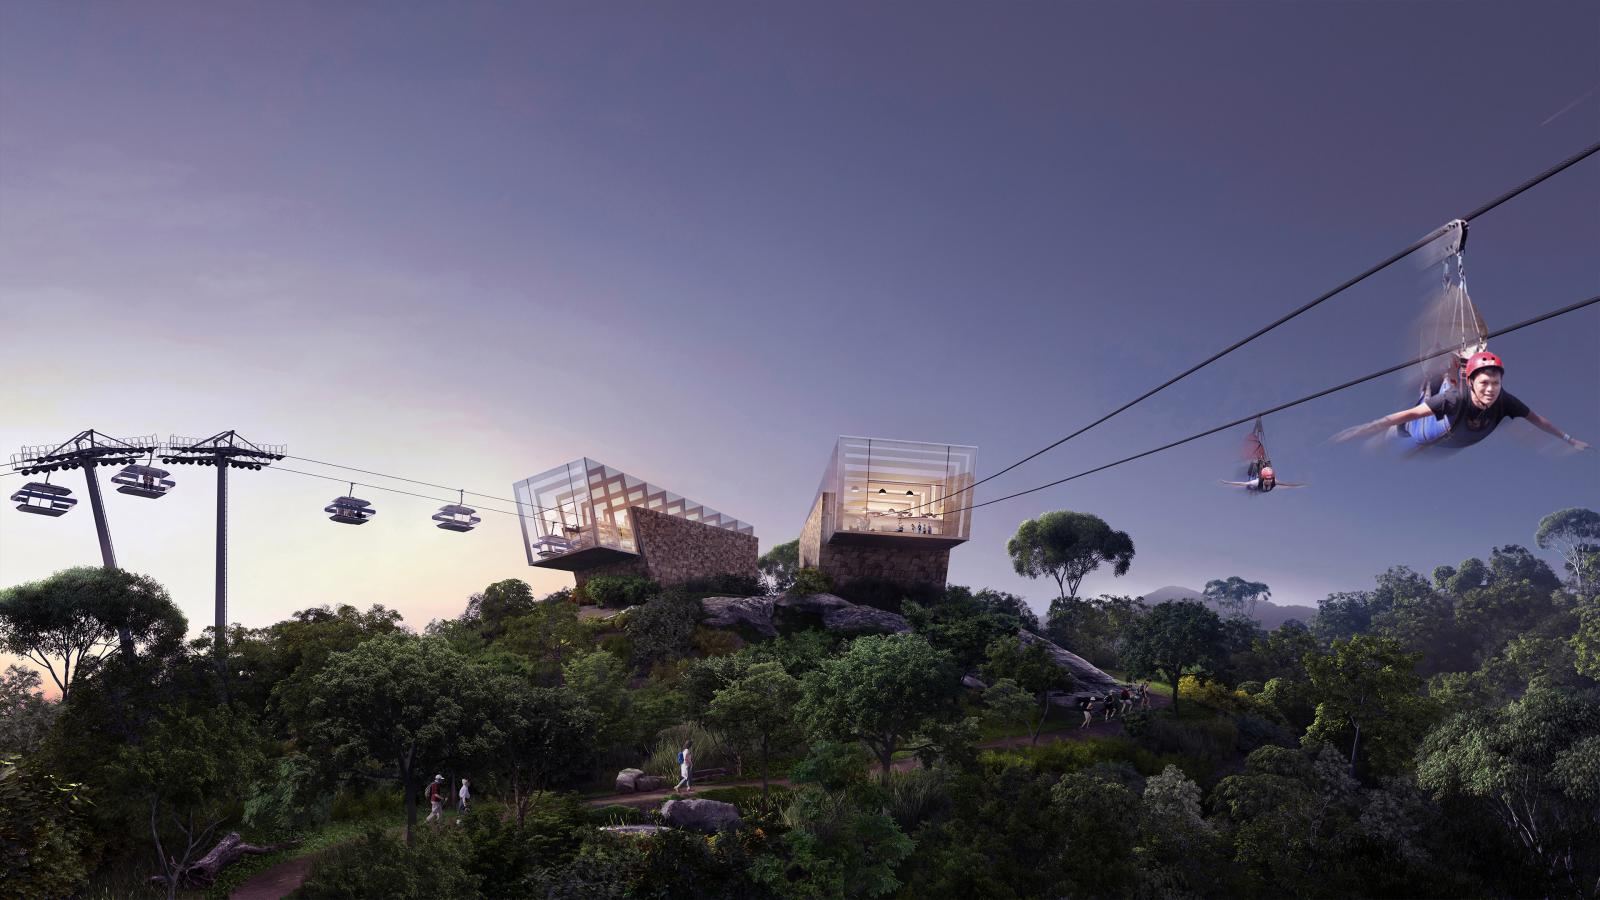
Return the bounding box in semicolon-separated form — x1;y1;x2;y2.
1138;585;1317;631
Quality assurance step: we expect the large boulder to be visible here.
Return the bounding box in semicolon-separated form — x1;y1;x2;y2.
822;604;911;635
614;768;645;793
775;592;852;614
699;596;777;638
635;775;666;792
1017;630;1119;690
660;798;743;833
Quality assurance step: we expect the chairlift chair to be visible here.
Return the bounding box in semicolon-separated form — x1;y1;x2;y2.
433;491;480;532
10;481;77;517
325;486;376;525
112;464;175;499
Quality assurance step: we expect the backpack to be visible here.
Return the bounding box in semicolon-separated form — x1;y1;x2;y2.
677;749;685;765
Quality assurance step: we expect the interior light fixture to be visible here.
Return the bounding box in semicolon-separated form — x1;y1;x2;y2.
877;488;886;494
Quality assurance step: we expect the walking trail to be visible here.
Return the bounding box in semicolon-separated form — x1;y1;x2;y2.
231;691;1167;899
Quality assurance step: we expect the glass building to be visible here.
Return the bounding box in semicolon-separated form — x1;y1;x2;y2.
811;436;977;548
514;458;754;571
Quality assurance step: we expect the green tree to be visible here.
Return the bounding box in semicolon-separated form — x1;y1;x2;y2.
1120;600;1226;715
465;578;537;639
497;598;586;685
0;755;91;899
903;586;1025;675
561;650;633;750
707;661;801;797
753;742;913;900
796;634;960;774
233;603;402;738
485;679;599;825
980;635;1071;743
1304;634;1433;776
759;539;801;593
0;664;58;758
1006;510;1134;601
1045;593;1145;669
0;567;186;701
1417;681;1600;894
1204;576;1272;620
1535;507;1600;593
1573;595;1600;682
303;633;494;845
112;706;267;899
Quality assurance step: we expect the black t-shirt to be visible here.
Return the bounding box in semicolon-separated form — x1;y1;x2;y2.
1423;388;1530;448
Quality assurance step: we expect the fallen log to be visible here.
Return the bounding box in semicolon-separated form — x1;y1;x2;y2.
149;832;298;889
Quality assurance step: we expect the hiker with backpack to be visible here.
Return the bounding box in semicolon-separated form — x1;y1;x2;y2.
425;774;446;824
674;740;694;792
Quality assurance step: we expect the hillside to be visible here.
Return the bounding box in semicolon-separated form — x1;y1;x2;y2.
1139;585;1317;631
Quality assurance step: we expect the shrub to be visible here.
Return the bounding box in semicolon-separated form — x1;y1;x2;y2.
681;573;766;598
584;575;661;609
787;567;834;597
460;795;588;896
1233;712;1295;753
996;735;1164;777
693;626;743;657
836;577;943;614
329;784;403;822
289;825;477;899
627;592;701;669
1137;715;1237;775
694;785;795;830
586;803;649;827
882;767;951;832
244;755;332;835
597;632;634;661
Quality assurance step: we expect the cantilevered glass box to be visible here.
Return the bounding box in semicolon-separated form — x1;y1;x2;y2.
514;458;754;572
812;436;977;548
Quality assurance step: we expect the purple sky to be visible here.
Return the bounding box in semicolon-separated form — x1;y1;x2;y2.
2;2;1596;648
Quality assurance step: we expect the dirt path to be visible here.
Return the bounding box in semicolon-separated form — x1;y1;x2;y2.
229;853;318;900
232;691;1169;897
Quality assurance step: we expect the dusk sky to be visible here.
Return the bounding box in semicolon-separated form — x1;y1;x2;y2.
2;2;1596;660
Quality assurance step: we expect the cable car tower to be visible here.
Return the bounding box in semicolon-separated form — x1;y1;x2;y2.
162;431;285;658
9;430;159;568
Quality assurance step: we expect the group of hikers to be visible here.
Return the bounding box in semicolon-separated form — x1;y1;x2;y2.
423;774;471;824
1077;683;1149;728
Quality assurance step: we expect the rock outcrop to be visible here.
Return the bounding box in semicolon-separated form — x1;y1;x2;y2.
699;596;778;638
660;798;743;833
1017;630;1119;691
820;603;911;635
614;768;645;792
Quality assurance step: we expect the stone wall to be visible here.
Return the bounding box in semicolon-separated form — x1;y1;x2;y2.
576;506;758;588
798;492;951;588
798;494;826;570
817;542;950;587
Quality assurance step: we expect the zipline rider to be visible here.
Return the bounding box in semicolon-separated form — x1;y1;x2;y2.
1334;352;1590;451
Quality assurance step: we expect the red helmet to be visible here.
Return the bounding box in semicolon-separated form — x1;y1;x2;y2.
1464;351;1503;380
1259;466;1275;479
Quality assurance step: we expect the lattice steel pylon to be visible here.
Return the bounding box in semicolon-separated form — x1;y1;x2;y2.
162;431;285;659
11;430;160;568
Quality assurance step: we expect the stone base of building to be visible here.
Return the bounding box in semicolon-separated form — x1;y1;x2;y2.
573;506;758;589
798;493;953;589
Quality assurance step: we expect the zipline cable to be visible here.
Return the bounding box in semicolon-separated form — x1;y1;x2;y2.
912;140;1600;514
934;293;1600;516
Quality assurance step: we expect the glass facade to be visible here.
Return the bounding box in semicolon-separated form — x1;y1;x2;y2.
514;458;754;566
814;437;977;543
